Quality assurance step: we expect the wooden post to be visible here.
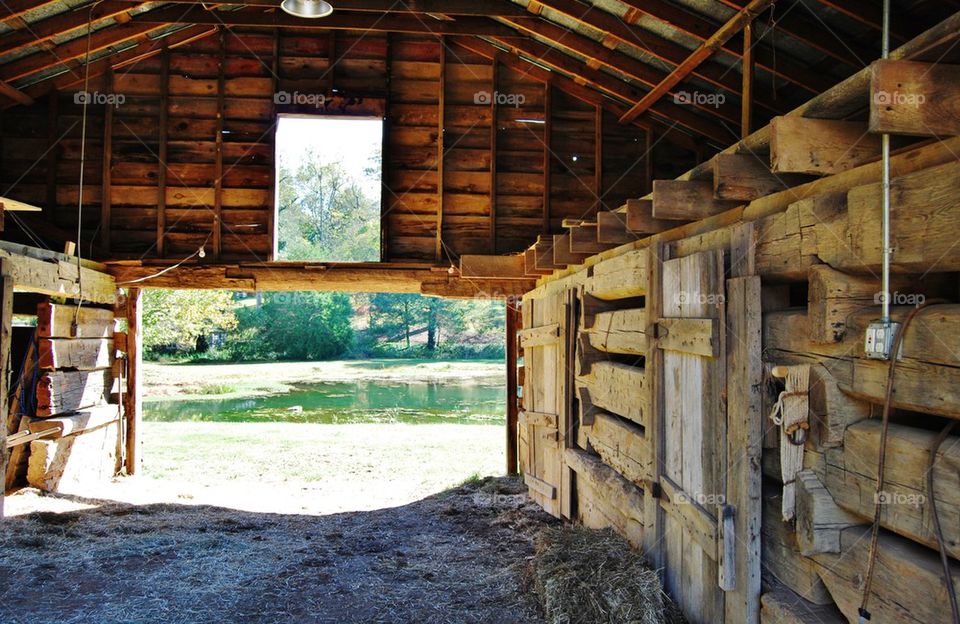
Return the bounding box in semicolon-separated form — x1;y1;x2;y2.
436;36;446;263
100;66;114;254
124;288;143;475
0;263;12;518
741;21;754;139
505;300;519;476
157;45;169;258
489;58;499;254
213;31;225;260
543;80;553;233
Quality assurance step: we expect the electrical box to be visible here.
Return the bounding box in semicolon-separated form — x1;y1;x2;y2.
864;320;901;360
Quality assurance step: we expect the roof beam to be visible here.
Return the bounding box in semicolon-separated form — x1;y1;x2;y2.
1;21;160;83
620;0;774;124
623;0;871;68
18;26;218;103
454;37;702;153
812;0;908;42
0;0;63;25
115;0;531;16
131;6;521;36
487;35;733;142
0;1;145;60
530;0;830;94
499;16;787;116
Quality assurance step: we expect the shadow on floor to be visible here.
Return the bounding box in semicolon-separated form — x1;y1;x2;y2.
0;477;554;624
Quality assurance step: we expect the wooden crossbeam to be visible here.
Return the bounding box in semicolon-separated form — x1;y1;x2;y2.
459;255;528;279
652;180;741;220
624;199;681;234
770;117;882;176
869;59;960;137
712;153;812;201
620;0;775;124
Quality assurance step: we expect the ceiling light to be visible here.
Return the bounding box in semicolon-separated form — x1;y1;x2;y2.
280;0;333;18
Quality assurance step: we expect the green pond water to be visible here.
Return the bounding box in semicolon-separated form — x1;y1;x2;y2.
144;379;507;425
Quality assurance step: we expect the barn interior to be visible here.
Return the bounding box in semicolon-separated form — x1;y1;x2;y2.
1;1;960;622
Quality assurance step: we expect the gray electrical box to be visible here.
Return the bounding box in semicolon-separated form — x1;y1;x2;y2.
864;320;902;360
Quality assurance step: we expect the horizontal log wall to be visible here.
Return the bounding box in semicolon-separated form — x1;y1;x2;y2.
519;114;960;623
0;30;652;265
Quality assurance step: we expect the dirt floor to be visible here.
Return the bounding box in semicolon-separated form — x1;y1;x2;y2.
0;476;556;624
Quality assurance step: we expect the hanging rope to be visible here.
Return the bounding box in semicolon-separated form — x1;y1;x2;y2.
768;364;810;521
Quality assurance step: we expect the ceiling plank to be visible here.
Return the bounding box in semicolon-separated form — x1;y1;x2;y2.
620;0;774;124
499;16;787;116
531;0;830;94
131;6;521;36
0;1;146;60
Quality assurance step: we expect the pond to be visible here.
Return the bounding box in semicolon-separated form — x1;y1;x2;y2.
144;379;507;425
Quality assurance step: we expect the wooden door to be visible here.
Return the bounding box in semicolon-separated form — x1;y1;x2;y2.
657;249;728;623
518;290;568;518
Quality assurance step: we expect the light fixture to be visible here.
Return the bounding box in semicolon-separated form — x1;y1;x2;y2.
280;0;333;18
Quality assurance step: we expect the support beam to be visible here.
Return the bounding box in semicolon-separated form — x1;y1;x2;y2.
0;265;11;518
506;301;520;476
116;0;531;15
123;289;142;476
713;154;811;201
435;38;446;264
624;199;681;234
740;20;753;139
459;255;527;279
596;211;639;245
869;59;960;137
770;117;882;176
0;1;139;59
652;180;740;220
620;0;775;124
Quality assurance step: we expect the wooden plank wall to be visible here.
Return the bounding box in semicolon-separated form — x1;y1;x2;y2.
0;30;650;264
519;115;960;623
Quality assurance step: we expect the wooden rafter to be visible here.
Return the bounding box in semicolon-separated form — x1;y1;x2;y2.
487;34;732;142
0;0;64;25
812;0;907;41
18;25;218;103
620;0;774;124
622;0;870;69
132;6;521;37
499;14;787;116
0;1;144;59
715;0;873;66
113;0;532;16
456;37;701;153
1;21;159;83
491;24;747;124
529;0;830;94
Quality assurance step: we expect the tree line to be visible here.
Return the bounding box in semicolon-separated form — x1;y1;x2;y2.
142;290;506;362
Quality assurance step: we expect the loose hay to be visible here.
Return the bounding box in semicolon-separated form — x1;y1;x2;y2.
531;527;684;624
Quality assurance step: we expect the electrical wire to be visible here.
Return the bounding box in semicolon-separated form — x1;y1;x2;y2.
928;419;960;623
72;1;104;333
859;299;948;621
116;232;211;286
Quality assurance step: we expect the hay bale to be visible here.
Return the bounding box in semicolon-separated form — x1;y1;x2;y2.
532;526;684;624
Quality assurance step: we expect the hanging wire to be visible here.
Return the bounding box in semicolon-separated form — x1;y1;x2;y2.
72;1;105;332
